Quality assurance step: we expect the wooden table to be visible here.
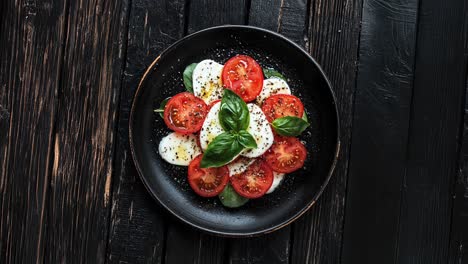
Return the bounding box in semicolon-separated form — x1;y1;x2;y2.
1;0;467;263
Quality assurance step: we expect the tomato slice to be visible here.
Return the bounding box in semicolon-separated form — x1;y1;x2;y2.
188;155;230;197
222;55;264;102
207;99;221;110
263;136;307;173
195;132;202;149
230;160;273;199
261;94;304;122
164;92;208;134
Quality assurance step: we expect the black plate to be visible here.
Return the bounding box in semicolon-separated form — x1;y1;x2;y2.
130;25;340;236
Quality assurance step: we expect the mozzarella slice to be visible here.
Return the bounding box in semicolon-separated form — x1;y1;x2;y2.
256;78;291;106
158;132;201;166
227;157;255;176
199;102;224;150
266;172;286;194
193;60;224;104
241;104;274;158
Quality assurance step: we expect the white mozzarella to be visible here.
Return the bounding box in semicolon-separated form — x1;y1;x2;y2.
193;60;224;104
199;102;224;150
256;78;291;106
241;104;274;158
158;132;201;166
266;172;286;194
227;157;255;176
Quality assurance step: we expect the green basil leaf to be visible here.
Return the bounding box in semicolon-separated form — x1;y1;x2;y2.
271;116;310;136
153;97;171;118
200;132;244;168
218;184;249;208
237;130;257;149
219;89;250;132
183;63;198;93
302;110;308;122
263;68;286;81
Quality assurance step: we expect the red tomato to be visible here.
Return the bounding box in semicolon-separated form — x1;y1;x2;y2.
222;55;264;102
208;99;221;110
230;160;273;199
164;92;208;134
195;132;201;149
188;155;230;197
263;136;307;173
261;94;304;122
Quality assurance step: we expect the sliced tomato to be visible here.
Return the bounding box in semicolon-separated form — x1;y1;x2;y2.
222;55;264;102
188;155;230;197
195;132;202;149
261;94;304;122
208;99;221;110
164;92;208;134
263;136;307;173
230;160;273;199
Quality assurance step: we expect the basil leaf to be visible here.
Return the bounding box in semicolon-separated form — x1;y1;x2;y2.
200;132;244;168
263;68;286;81
271;116;310;136
237;130;257;149
153;97;171;118
219;184;249;208
183;63;198;93
302;110;308;122
219;89;250;132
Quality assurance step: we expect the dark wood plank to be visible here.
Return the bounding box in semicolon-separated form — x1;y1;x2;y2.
163;1;250;263
340;0;419;263
0;0;66;262
42;0;129;262
198;233;230;264
275;0;309;46
187;0;249;34
290;0;364;263
106;0;187;263
450;20;468;261
397;0;468;262
225;1;310;264
248;0;282;32
228;228;291;264
249;0;309;46
164;225;201;264
450;97;468;264
164;224;226;264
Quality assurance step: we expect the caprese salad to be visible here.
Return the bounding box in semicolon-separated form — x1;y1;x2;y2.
155;55;310;208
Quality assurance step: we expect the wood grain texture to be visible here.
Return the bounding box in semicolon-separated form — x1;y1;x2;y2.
450;16;468;260
249;0;282;32
187;0;249;34
42;0;129;262
397;0;468;262
1;0;467;262
289;0;363;263
106;0;187;263
164;224;226;264
228;228;291;264
164;225;200;264
341;0;419;263
450;105;468;264
276;0;309;46
250;0;309;46
0;0;66;262
164;219;221;263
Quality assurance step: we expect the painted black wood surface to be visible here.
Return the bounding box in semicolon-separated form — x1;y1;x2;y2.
342;0;419;262
0;0;467;263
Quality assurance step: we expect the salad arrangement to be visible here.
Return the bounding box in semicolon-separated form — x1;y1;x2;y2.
156;55;310;208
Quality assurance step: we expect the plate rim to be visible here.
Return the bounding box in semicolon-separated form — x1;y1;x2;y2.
129;25;341;237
